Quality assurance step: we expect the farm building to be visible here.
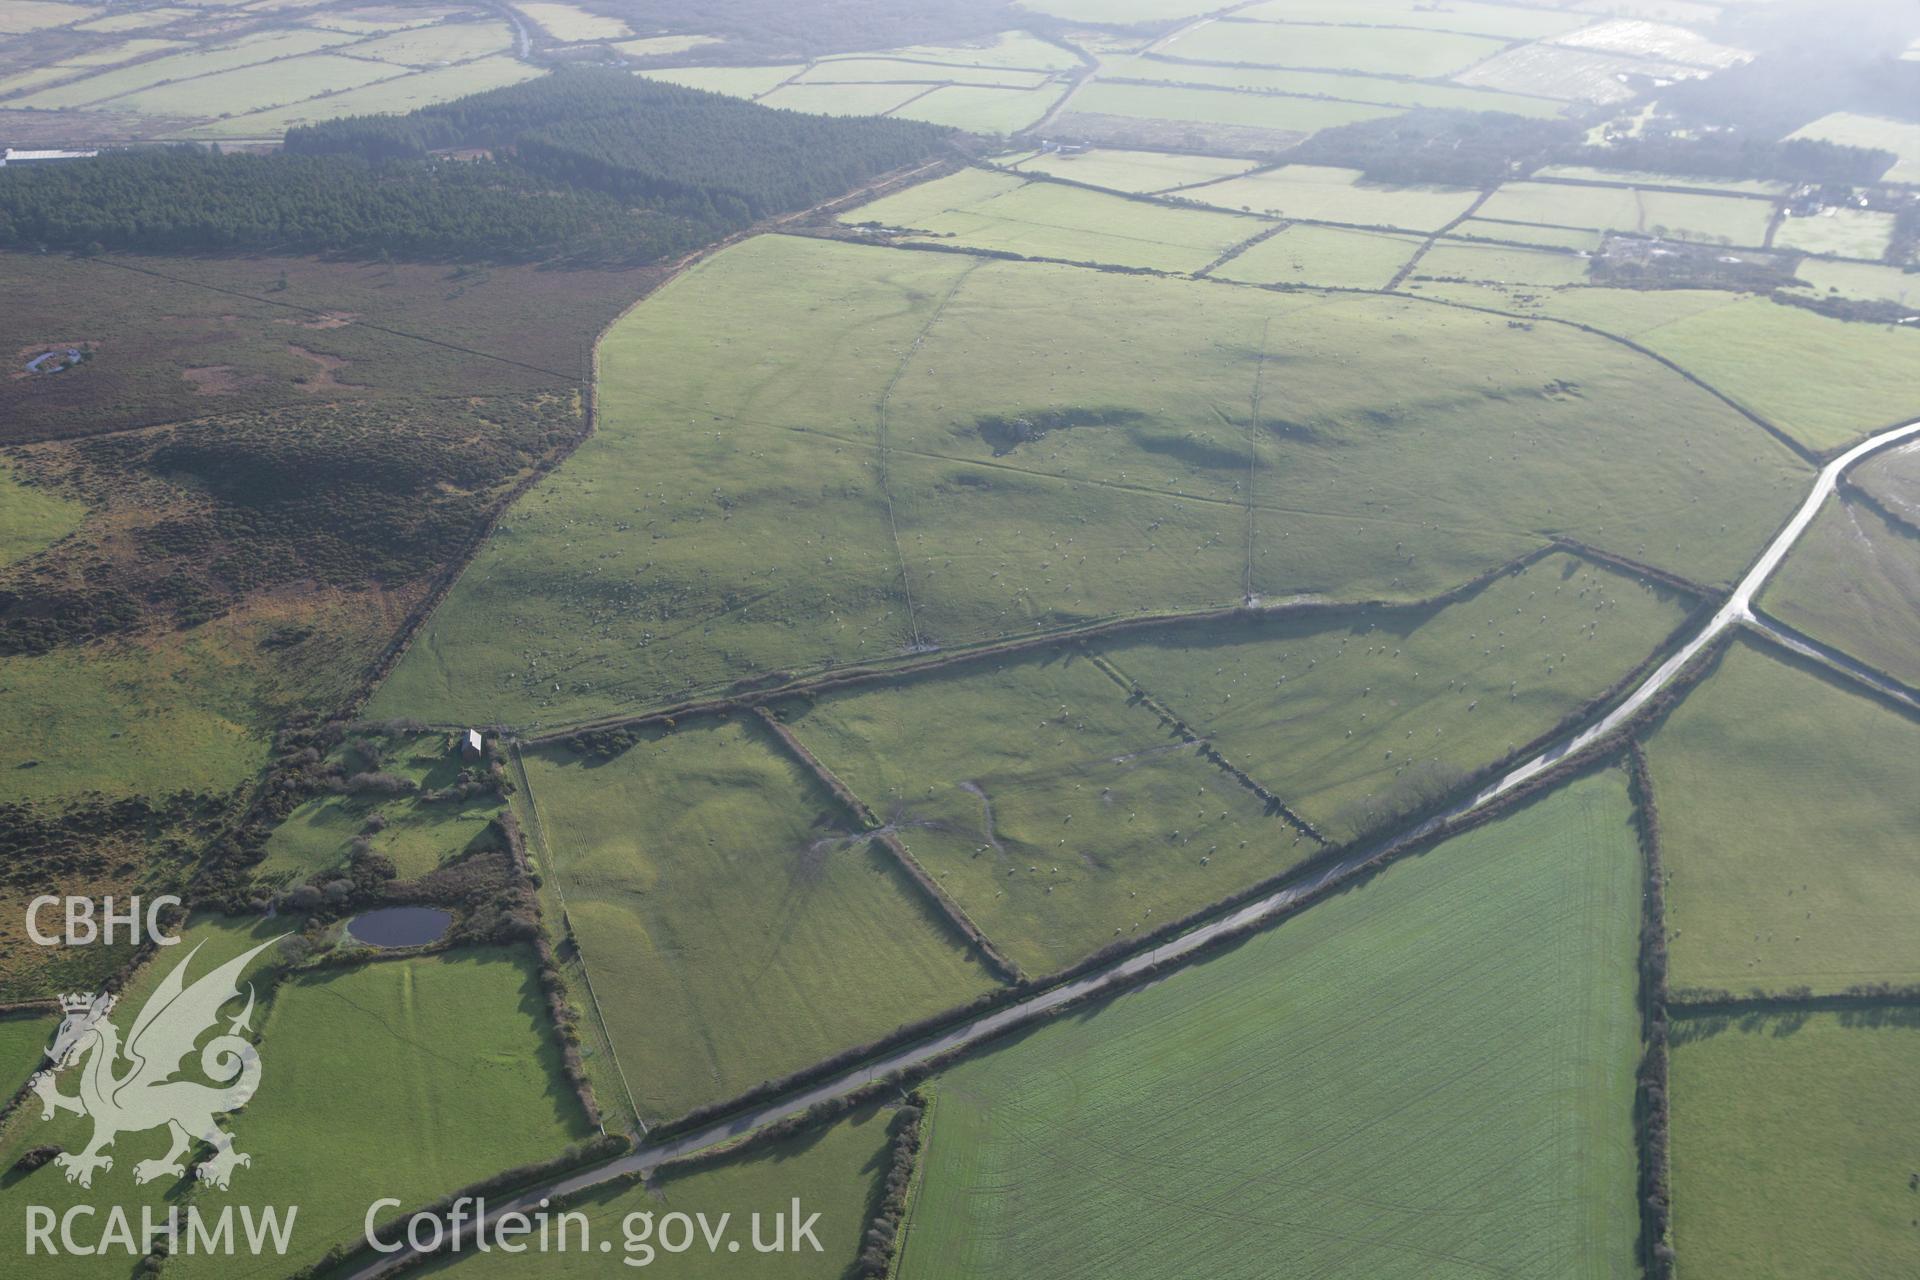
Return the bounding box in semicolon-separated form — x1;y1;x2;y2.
0;148;98;166
459;728;483;762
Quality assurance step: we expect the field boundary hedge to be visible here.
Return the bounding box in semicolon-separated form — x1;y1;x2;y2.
1627;742;1675;1280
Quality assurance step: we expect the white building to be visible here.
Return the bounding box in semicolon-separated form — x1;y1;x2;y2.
0;148;98;167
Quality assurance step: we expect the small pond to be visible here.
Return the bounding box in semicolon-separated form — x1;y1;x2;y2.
345;906;452;949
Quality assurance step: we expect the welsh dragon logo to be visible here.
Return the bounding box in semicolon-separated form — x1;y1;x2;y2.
28;937;282;1190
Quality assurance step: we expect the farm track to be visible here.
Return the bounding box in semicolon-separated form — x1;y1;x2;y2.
343;414;1920;1280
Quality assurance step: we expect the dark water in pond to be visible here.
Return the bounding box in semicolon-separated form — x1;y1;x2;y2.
346;907;452;948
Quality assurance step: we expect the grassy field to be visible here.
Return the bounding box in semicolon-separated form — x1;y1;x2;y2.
796;58;1051;89
641;64;805;97
518;717;999;1122
517;1;631;42
1534;290;1920;451
1412;239;1592;286
1095;54;1569;117
778;650;1307;974
374;233;1807;729
1009;147;1258;194
164;947;591;1280
1788;112;1920;184
185;55;545;138
890;83;1072;135
1789;259;1920;306
1646;637;1920;995
1067;81;1403;136
846;168;1263;271
1101;551;1693;840
1532;166;1790;197
0;1010;54;1094
1773;208;1897;261
1193;163;1481;232
1473;181;1776;246
106;52;406;117
1762;494;1920;688
895;770;1643;1279
1455;218;1604;249
347;18;515;67
0;914;287;1278
1670;1011;1920;1278
0;631;276;805
0;457;82;566
1171;18;1507;77
1211;222;1424;288
259;732;506;884
1239;0;1590;39
873;32;1084;70
11;27;357;110
760;81;932;118
424;1103;903;1279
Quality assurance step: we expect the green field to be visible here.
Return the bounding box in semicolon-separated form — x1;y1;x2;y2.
0;1011;54;1094
1102;552;1692;840
518;717;999;1122
1239;0;1590;39
1095;54;1570;117
107;52;405;117
760;81;931;117
1194;164;1481;232
0;634;273;805
347;18;515;67
1534;290;1920;452
372;233;1807;729
1773;208;1898;260
1788;112;1920;184
1010;147;1258;194
0;915;288;1279
11;27;357;110
1762;494;1920;688
1413;239;1592;286
517;0;631;42
1067;81;1403;136
168;947;593;1279
0;458;83;567
1670;1011;1920;1278
897;85;1074;137
641;65;805;98
874;32;1083;70
1474;181;1776;246
1170;18;1507;78
259;731;505;884
1789;259;1920;306
426;1104;902;1279
896;770;1643;1279
1647;637;1920;995
1532;165;1791;197
1455;218;1604;250
797;58;1050;89
1211;222;1424;288
778;650;1307;973
186;54;544;138
846;168;1262;270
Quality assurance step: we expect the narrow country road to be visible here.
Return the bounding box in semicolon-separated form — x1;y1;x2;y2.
345;416;1920;1279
